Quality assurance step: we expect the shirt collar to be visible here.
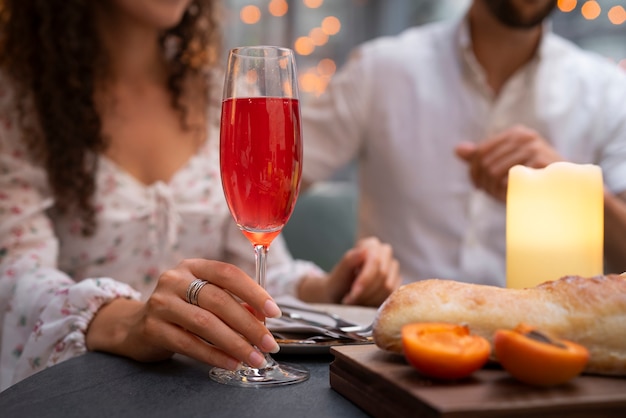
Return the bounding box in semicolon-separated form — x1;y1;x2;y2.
457;14;552;60
456;14;551;94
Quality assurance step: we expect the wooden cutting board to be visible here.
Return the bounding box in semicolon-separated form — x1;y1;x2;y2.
330;344;626;418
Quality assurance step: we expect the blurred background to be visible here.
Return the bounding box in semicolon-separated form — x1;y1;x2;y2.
221;0;626;103
220;0;626;269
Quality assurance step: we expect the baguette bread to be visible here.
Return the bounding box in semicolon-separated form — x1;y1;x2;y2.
372;274;626;376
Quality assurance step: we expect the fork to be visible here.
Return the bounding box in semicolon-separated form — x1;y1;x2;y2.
280;310;373;336
278;303;361;329
280;311;372;342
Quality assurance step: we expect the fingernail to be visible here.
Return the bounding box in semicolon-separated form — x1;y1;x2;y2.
248;350;267;369
264;299;281;318
226;358;241;371
342;291;356;305
261;333;280;353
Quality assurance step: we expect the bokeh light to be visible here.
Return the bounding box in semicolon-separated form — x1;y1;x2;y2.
321;16;341;35
303;0;324;8
268;0;288;17
608;5;626;25
240;5;261;24
294;37;315;56
581;1;601;20
557;0;577;13
317;58;336;77
226;0;626;98
309;27;329;46
246;69;258;85
300;72;319;93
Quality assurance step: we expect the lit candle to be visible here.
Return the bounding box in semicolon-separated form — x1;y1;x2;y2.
506;162;604;289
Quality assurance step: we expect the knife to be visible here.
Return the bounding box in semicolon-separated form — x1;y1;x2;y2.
280;311;370;342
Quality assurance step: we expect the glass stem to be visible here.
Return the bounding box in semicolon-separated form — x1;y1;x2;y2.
254;244;270;328
254;244;268;290
254;244;276;367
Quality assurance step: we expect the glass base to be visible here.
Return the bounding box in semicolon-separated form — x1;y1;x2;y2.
209;354;309;387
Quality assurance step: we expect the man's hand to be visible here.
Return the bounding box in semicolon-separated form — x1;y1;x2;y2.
298;237;402;307
455;125;563;201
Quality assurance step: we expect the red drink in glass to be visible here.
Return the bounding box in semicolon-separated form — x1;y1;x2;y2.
220;96;302;247
211;45;309;387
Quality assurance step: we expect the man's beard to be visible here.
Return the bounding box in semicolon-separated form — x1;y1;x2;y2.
483;0;557;29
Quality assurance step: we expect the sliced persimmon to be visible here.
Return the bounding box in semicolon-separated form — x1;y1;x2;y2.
401;323;491;380
493;323;589;386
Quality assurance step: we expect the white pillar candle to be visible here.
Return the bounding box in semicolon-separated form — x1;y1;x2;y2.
506;162;604;289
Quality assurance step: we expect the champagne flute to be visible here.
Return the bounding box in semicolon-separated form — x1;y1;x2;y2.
210;46;309;386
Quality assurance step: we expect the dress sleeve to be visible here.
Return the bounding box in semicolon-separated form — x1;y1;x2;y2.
0;99;140;391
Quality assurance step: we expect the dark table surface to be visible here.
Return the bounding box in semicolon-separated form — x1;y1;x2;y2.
0;350;371;418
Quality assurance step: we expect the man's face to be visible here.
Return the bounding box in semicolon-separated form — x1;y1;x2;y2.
482;0;558;28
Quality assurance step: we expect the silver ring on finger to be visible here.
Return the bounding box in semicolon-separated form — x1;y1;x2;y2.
186;279;209;306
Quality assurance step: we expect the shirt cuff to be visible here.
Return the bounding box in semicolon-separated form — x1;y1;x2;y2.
11;277;140;387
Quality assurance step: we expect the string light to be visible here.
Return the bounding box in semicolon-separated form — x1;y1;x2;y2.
294;36;315;56
268;0;288;17
309;27;329;46
581;0;601;20
234;0;626;95
240;5;261;24
321;16;341;35
317;58;336;77
303;0;324;8
557;0;577;13
608;5;626;25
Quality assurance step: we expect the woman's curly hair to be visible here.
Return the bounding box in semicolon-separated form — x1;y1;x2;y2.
0;0;221;235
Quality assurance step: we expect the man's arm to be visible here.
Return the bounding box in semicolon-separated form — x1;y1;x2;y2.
603;189;626;274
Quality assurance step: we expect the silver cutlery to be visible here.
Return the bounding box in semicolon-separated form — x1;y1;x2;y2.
280;311;372;341
278;303;371;332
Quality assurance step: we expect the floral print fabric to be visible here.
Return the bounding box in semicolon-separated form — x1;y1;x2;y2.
0;74;322;391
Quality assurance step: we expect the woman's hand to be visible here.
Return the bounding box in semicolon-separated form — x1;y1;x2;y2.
86;259;281;371
299;236;402;307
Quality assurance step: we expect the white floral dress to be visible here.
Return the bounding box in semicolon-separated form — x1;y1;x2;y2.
0;75;322;391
